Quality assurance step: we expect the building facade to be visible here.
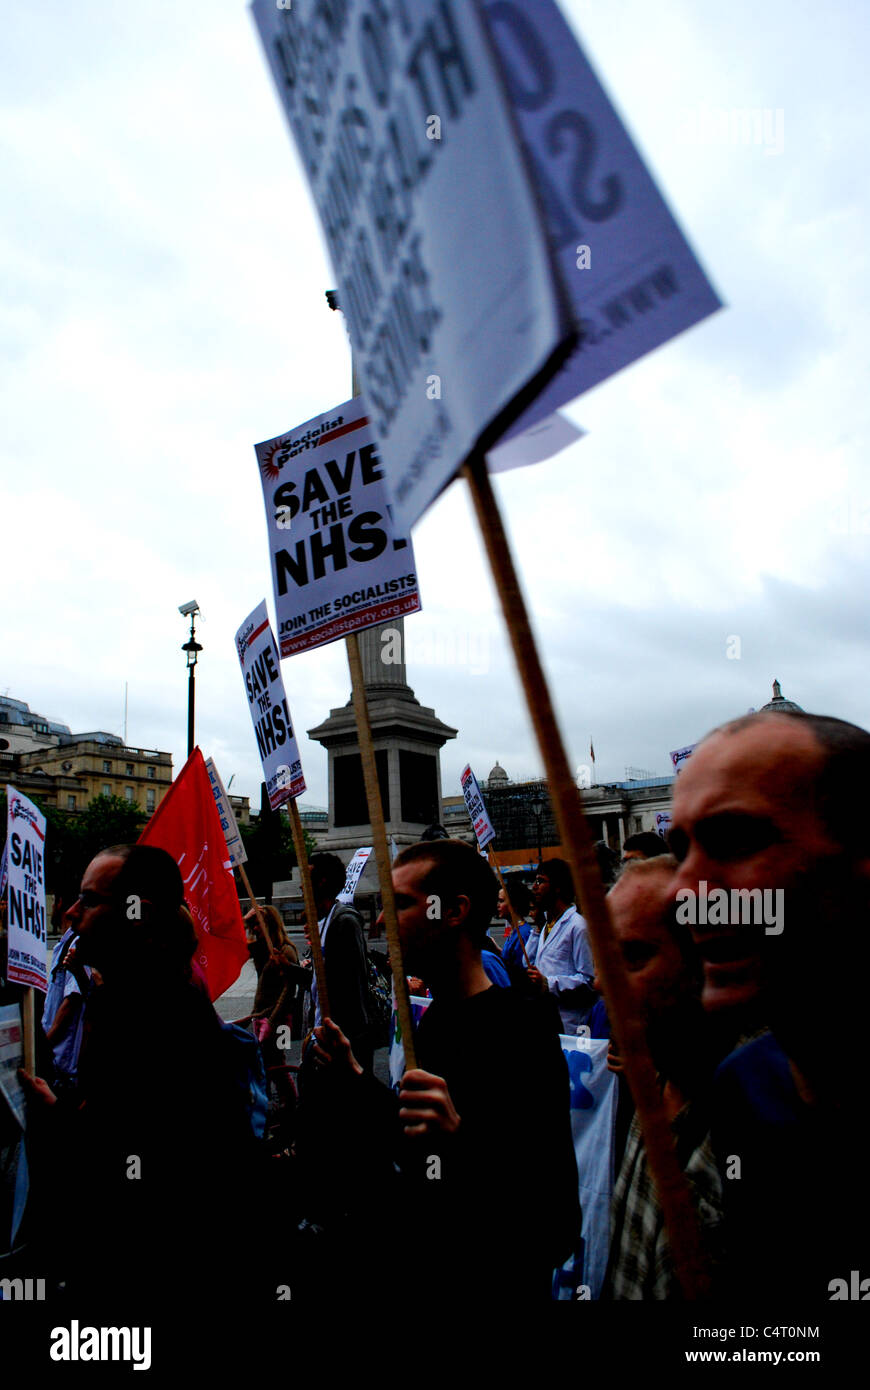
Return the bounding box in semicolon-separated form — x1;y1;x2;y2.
0;696;173;817
443;762;675;868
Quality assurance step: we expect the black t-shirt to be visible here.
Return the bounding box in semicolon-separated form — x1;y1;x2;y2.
401;985;581;1298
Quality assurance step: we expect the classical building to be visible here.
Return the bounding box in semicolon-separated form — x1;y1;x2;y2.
443;761;675;868
443;681;807;869
0;695;172;817
758;678;803;715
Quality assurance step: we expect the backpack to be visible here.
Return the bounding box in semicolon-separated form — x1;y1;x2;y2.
365;953;392;1049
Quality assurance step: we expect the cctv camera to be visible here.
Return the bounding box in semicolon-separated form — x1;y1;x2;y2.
178;600;200;617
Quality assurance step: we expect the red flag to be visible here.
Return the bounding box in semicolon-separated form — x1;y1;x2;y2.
139;747;248;1000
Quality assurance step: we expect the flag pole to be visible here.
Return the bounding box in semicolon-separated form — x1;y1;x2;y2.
462;453;710;1300
286;797;330;1022
22;987;36;1074
486;847;531;968
345;631;416;1069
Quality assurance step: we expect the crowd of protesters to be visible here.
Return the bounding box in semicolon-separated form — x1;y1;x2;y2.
1;705;868;1305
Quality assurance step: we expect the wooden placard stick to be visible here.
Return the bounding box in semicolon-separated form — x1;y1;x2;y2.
22;987;36;1075
345;630;417;1070
486;847;531;968
462;454;709;1300
236;862;275;953
287;795;330;1021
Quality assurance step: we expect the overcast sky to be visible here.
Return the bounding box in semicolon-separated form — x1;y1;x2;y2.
2;0;868;813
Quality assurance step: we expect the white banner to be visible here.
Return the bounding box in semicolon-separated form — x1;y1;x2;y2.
669;744;696;774
235;601;306;810
204;757;248;868
336;846;372;904
4;787;48;992
256;402;422;656
554;1034;619;1300
485;0;721;443
460;764;496;851
251;0;573;535
654;811;672;840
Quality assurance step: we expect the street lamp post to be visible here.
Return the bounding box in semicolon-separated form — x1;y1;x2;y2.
531;796;544;869
179;601;202;757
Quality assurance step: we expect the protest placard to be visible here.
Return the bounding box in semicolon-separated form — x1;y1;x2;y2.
336;846;372;904
669;744;696;774
4;787;47;992
235;601;306;810
483;0;721;442
204;757;248;868
251;0;574;534
654;811;672;839
256;401;421;656
460;764;496;851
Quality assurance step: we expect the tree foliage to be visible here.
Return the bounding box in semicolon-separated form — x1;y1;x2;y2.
1;791;145;896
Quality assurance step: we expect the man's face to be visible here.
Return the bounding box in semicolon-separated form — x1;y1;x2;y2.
67;853;125;968
668;718;841;1014
603;869;695;1026
531;871;553;913
392;858;457;977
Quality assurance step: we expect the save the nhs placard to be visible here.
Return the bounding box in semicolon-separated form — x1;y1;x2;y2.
4;787;48;992
236;601;306;810
256;401;421;657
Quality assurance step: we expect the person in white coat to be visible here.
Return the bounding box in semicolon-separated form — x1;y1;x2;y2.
526;858;597;1034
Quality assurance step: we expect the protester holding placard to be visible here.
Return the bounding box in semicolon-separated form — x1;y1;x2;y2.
603;857;734;1300
670;709;870;1302
19;844;259;1301
306;853;372;1073
312;839;581;1301
234;905;301;1065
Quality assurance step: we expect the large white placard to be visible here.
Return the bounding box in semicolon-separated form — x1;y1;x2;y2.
256;401;422;656
460;764;496;851
484;0;721;442
235;602;306;811
4;787;47;992
204;757;248;868
251;0;574;534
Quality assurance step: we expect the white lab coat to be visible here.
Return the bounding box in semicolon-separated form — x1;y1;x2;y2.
526;905;595;1034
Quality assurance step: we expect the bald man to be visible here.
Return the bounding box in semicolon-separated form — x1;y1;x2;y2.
669;710;870;1300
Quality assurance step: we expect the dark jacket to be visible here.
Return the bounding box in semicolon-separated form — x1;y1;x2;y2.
323;902;370;1058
